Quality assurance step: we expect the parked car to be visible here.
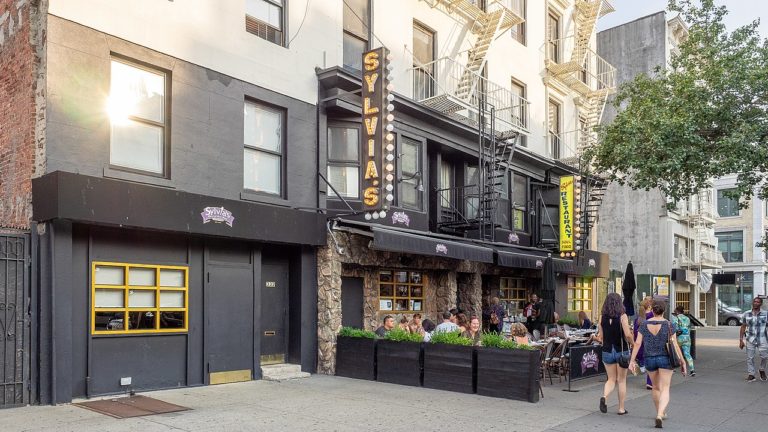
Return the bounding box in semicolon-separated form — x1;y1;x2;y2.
718;301;744;326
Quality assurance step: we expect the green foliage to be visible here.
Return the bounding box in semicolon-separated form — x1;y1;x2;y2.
557;315;580;327
429;331;473;346
338;326;375;339
480;332;536;351
385;328;423;342
586;0;768;250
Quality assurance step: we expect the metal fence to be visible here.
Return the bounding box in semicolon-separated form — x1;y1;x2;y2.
0;234;29;408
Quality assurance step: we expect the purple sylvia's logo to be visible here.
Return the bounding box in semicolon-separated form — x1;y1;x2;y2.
435;243;448;254
508;233;520;244
535;260;544;268
391;211;410;227
581;350;599;374
588;258;596;267
201;206;234;227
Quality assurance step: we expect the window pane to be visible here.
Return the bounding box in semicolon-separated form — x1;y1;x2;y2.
513;174;527;205
244;148;281;194
401;139;419;174
128;311;156;330
379;271;393;282
159;311;186;329
327;165;359;198
395;271;408;283
343;33;366;70
343;0;369;37
439;160;452;206
246;0;282;29
380;284;394;297
245;102;282;152
159;269;185;287
328;127;359;161
95;289;124;308
410;272;422;283
95;311;125;332
128;267;156;286
95;266;125;285
513;209;525;231
395;299;408;311
128;289;156;308
110;60;165;123
717;189;739;217
400;178;419;208
413;24;434;66
111;120;163;173
160;291;185;308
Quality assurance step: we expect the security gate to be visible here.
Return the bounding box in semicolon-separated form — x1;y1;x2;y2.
0;234;29;408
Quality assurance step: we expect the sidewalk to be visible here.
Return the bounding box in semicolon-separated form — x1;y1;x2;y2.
1;327;763;432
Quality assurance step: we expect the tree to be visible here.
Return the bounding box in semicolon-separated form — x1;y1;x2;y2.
588;0;768;215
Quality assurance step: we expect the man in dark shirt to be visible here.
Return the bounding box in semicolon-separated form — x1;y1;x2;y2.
375;315;395;338
525;293;541;333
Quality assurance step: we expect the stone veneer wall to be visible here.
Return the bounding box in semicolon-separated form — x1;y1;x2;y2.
457;272;482;319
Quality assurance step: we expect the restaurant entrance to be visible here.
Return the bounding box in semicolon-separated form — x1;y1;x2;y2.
261;259;289;365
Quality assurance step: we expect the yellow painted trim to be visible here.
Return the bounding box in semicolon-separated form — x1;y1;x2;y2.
209;369;252;385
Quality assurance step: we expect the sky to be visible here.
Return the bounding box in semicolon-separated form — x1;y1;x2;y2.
597;0;768;37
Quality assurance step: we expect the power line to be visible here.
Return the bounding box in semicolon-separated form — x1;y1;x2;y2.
287;0;312;46
342;0;389;50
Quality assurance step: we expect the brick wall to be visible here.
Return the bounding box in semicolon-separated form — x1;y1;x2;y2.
0;0;45;230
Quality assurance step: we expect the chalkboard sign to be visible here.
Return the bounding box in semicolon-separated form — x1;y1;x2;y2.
566;344;605;391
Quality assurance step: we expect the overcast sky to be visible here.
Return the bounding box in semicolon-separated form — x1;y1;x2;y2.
597;0;768;37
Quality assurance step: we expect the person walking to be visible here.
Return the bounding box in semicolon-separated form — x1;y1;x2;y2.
672;306;695;377
484;297;506;333
594;293;634;416
634;297;654;390
629;300;687;429
739;297;768;382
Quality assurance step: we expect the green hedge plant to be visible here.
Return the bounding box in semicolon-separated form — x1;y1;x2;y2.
429;330;473;346
385;328;424;343
557;314;580;327
480;332;537;351
338;326;376;339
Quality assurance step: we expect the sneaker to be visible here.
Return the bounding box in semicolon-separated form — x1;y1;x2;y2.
690;371;696;377
746;375;757;383
760;370;767;381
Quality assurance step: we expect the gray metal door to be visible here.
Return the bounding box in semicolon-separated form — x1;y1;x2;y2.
341;277;364;329
261;260;288;365
0;234;29;408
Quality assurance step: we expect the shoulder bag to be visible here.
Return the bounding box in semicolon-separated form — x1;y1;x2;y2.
618;334;630;369
664;321;682;368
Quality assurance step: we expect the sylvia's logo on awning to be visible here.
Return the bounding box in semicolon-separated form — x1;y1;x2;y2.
391;211;410;227
201;207;234;227
588;258;596;267
536;260;544;268
508;233;520;244
435;244;448;254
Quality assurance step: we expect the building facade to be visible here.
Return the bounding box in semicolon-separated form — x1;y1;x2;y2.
597;12;720;323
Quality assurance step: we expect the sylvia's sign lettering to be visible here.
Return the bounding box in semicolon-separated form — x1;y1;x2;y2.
435;244;448;254
580;350;599;374
559;176;574;252
201;207;234;227
391;211;410;227
361;47;392;215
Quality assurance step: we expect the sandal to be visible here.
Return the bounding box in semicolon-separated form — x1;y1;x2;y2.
655;417;663;428
599;397;607;413
618;410;629;415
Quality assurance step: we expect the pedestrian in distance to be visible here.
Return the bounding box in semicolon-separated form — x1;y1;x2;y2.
634;297;654;389
671;306;695;377
594;292;634;416
484;296;506;333
739;297;768;382
629;299;687;429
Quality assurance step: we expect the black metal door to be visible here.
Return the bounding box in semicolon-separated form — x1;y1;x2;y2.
0;234;29;408
261;260;288;365
341;277;364;328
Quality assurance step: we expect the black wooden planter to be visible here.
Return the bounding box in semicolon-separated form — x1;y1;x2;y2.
376;340;423;387
476;348;540;403
335;336;377;380
422;343;475;394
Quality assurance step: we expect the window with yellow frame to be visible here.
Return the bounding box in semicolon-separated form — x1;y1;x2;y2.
567;277;593;313
500;277;528;313
378;270;425;312
91;262;188;335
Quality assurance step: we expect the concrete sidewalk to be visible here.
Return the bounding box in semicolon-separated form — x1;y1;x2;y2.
0;327;763;432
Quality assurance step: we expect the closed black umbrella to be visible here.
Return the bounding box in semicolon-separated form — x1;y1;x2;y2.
622;262;636;317
539;256;557;325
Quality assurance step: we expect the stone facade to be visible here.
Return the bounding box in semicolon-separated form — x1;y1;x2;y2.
457;272;482;319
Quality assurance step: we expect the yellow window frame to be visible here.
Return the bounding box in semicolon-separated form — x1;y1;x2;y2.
378;270;426;313
567;277;593;313
499;277;528;312
91;261;189;335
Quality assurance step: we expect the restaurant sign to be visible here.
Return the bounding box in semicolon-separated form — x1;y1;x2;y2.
568;345;605;387
559;176;575;253
361;47;394;221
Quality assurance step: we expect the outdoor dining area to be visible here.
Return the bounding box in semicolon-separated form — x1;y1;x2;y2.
527;325;600;388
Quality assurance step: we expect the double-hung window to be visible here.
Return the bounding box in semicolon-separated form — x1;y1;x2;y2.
547;11;561;63
246;0;284;45
327;126;360;199
717;188;739;217
716;231;743;262
399;137;422;210
343;0;369;70
510;0;526;45
512;174;528;231
413;22;436;100
108;59;167;175
244;101;284;196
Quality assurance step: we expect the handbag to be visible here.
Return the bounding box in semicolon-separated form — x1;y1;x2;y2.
618;331;630;369
665;321;682;368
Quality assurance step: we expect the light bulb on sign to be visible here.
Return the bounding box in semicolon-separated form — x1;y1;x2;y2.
575;176;582;181
387;104;395;112
386;154;395;162
387;114;395;122
385;184;394;192
387;94;395;102
364;212;372;221
386;144;394;151
386;124;394;132
372;212;380;220
386;163;394;172
386;74;395;82
379;210;387;218
386;83;394;92
386;194;394;202
386;174;394;182
560;252;566;258
386;133;394;142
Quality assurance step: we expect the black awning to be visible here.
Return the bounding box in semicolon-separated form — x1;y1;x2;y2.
371;227;494;263
570;250;609;278
496;249;549;269
552;258;575;273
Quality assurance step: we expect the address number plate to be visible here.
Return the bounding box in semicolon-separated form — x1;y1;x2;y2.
265;281;276;288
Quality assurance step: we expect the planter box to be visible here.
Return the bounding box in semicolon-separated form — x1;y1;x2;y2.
335;336;377;381
376;340;423;387
422;343;475;394
476;347;540;403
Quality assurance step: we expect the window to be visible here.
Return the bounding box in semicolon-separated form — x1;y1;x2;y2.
675;291;690;313
716;231;743;262
92;262;188;335
327;126;360;198
510;78;528;139
246;0;284;45
378;270;424;312
343;0;369;70
512;174;527;231
699;292;707;320
412;22;436;100
500;278;527;313
567;277;593;313
399;136;422;210
717;189;739;217
465;165;480;219
108;59;167;175
497;172;510;229
547;11;561;63
439;159;453;208
548;99;561;158
510;0;526;45
244;101;284;195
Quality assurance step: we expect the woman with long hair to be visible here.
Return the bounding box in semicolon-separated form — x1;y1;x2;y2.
629;300;687;429
635;297;654;389
456;312;469;333
594;292;634;415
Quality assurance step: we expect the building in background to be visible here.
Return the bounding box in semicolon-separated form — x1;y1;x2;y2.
597;12;720;323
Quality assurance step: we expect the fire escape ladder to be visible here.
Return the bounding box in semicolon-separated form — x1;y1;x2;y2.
583;176;607;241
571;0;603;65
456;10;503;102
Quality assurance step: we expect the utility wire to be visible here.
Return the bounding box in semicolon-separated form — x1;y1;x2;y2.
341;0;389;50
287;0;312;46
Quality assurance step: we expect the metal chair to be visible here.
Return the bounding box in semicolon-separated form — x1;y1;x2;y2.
541;340;556;385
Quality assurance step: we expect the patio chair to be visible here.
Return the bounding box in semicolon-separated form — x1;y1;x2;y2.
542;340;558;385
532;329;541;342
546;341;565;383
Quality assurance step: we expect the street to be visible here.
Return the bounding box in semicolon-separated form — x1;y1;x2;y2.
1;327;764;432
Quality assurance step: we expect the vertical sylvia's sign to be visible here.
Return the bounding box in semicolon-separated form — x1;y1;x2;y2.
361;47;394;221
559;176;575;253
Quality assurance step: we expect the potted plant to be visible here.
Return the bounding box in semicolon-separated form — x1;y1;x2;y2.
557;314;580;328
422;331;475;394
476;333;541;403
335;327;377;381
376;328;424;387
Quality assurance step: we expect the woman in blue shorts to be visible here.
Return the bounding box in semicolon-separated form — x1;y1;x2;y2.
594;293;634;415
